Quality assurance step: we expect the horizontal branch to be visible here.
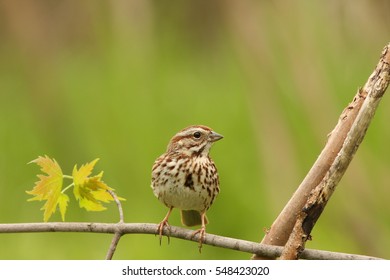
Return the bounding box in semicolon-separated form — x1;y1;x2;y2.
0;222;381;260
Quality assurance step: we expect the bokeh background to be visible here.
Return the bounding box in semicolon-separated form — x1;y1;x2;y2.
1;0;390;260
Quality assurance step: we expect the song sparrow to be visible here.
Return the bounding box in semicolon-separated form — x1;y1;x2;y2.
151;125;223;250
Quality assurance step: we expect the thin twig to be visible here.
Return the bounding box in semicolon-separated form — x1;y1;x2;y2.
107;189;124;223
0;222;382;260
105;232;122;260
105;189;125;259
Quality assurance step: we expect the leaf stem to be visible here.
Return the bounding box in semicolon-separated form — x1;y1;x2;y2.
63;175;73;180
62;183;74;193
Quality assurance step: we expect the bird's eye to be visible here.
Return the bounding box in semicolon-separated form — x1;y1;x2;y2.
193;131;201;139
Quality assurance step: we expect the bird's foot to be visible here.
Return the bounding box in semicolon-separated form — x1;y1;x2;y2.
156;219;171;245
191;226;206;253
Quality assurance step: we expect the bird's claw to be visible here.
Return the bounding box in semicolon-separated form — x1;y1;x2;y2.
191;226;206;253
156;220;171;245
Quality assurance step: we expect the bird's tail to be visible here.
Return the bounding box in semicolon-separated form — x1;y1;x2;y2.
180;210;208;227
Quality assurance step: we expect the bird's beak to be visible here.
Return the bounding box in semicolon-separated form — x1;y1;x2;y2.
209;131;224;142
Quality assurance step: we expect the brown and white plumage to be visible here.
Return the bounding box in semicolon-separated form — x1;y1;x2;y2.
151;125;223;249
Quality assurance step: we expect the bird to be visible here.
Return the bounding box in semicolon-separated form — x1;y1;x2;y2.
151;125;223;250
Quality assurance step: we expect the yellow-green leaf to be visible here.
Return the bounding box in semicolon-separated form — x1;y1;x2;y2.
58;193;69;221
72;158;115;211
72;158;100;187
26;155;64;222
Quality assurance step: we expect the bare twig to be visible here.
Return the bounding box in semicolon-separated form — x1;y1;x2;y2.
255;43;390;259
0;222;382;260
105;231;122;260
105;189;125;259
107;189;124;223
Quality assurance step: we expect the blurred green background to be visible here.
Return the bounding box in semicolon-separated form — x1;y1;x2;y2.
1;0;390;260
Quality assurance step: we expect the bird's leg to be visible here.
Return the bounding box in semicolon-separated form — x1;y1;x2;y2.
156;206;173;245
191;212;207;253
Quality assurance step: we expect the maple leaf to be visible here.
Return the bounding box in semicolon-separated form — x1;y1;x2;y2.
72;159;115;211
28;156;124;221
26;155;66;222
58;193;69;221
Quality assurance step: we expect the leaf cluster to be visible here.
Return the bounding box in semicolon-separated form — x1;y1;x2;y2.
27;156;122;222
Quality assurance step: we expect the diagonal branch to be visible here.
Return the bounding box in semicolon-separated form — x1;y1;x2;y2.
255;43;390;259
279;43;390;259
0;222;382;260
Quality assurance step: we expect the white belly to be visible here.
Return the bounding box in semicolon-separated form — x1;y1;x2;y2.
152;156;217;212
